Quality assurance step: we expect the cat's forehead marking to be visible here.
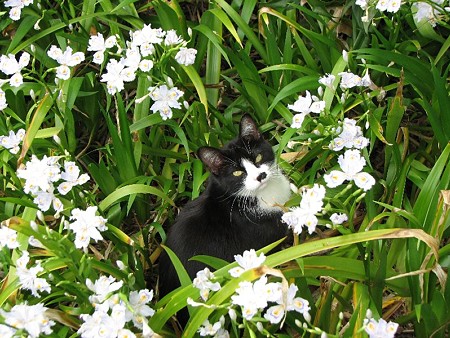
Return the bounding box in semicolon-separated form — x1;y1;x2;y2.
242;158;268;174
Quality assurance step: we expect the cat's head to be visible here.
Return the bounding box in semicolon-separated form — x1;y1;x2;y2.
197;115;287;209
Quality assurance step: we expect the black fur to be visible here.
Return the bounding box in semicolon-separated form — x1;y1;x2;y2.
158;115;288;302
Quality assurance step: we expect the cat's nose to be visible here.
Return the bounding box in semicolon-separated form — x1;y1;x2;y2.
257;172;267;182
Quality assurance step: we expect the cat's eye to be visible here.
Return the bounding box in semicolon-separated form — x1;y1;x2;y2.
255;154;263;163
233;170;244;177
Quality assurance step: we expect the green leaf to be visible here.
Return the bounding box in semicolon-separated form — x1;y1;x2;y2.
19;92;54;163
180;65;208;115
99;183;175;211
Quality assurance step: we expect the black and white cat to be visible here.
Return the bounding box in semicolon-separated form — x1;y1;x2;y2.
158;115;291;299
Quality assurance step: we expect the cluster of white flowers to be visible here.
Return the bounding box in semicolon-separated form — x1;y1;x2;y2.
229;249;266;277
355;0;401;13
319;72;375;190
47;45;85;80
0;224;20;249
66;206;107;251
231;275;310;324
0;52;30;88
338;71;372;90
16;251;51;297
324;149;375;191
413;0;450;27
148;84;185;120
356;0;450;22
88;25;195;119
4;0;33;21
91;25;195;88
198;316;229;337
282;184;326;235
0;51;30;111
288;90;325;128
330;118;369;151
329;212;348;226
79;275;156;338
0;88;6;110
16;155;89;215
0;128;25;154
318;73;336;89
193;268;221;301
87;33;119;65
0;303;55;338
189;249;310;335
364;311;399;338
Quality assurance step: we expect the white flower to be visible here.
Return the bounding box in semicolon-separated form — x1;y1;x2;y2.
123;46;141;69
87;33;118;64
231;277;271;320
288;90;325;115
285;284;310;315
57;161;90;195
330;213;348;225
86;275;123;306
0;52;30;87
193;268;221;301
79;309;123;338
105;36;118;48
101;59;126;94
330;118;369;151
8;6;22;20
92;50;105;64
413;0;445;27
9;72;24;87
198;316;226;336
356;0;370;10
33;188;58;212
291;113;307;128
324;149;375;191
0;303;55;338
47;45;85;79
282;184;326;235
264;284;310;324
229;249;266;277
319;74;336;89
139;59;154;72
376;0;402;13
5;0;33;21
88;33;108;52
118;329;137;338
0;89;7;110
17;155;61;194
0;225;19;249
0;128;25;154
15;251;51;297
364;318;399;338
264;304;285;324
101;58;137;94
175;47;197;66
149;84;184;120
126;289;155;327
130;24;165;55
164;29;184;46
338;71;372;89
342;50;349;63
68;206;107;250
0;324;16;337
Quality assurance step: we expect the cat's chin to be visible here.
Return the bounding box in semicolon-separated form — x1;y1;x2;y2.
253;173;291;214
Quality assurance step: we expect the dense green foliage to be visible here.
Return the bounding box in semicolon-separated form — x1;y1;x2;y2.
0;0;449;337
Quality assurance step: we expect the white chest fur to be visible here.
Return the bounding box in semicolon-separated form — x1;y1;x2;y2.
240;159;291;213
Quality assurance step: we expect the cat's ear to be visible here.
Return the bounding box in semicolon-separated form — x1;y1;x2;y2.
198;147;225;175
239;114;261;141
